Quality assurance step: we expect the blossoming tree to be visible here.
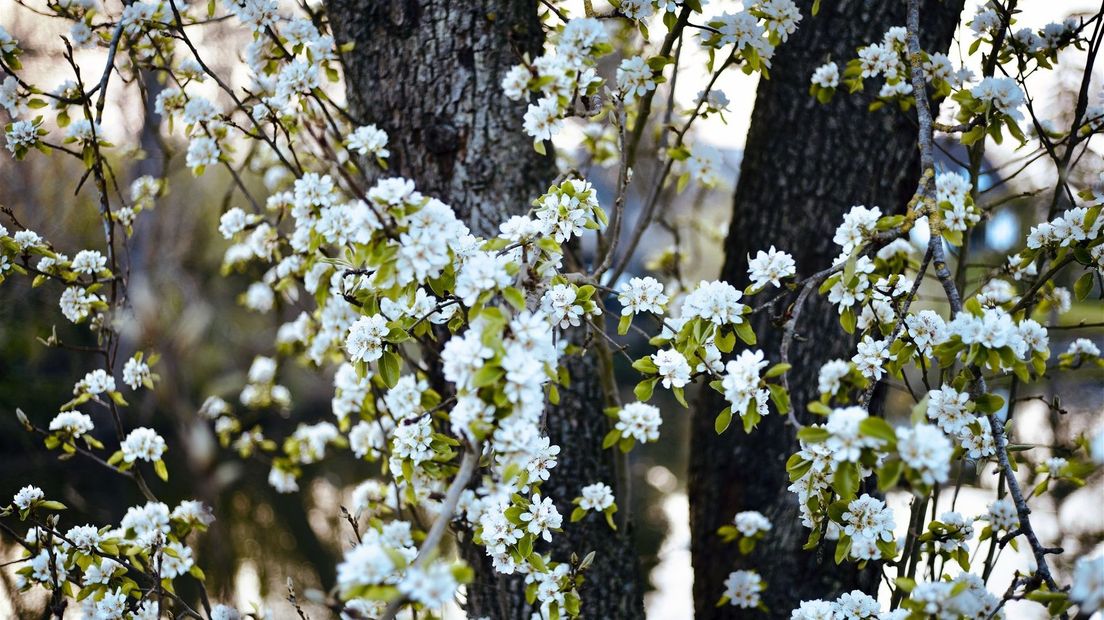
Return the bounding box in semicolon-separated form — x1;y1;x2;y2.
1;0;1103;619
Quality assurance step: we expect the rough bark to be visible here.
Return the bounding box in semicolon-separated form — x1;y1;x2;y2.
326;0;550;236
327;2;644;617
688;0;964;616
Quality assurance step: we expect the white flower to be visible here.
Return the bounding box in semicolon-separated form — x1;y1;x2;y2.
971;77;1024;121
722;570;763;608
337;541;397;591
218;208;250;238
616;56;656;102
520;494;562;542
851;336;893;380
398;562;458;607
182;96;220;126
160;541;194;578
835;590;881;619
936;511;974;553
616;402;662;443
454;251;511;305
841;494;896;559
0;75;20;116
66;524;102;552
759;0;802;41
619;0;654;20
392;416;434;465
905;310;948;356
896;423;952;485
833;205;882;254
244;281;275;313
986;498;1019;531
926;385;973;435
501;64;530;100
186;136;220;170
686;145;724;187
71;249;106;275
347;124;390;159
29;549;67;584
652;348;691;389
49;411;94;437
5;119;40;155
1067;338;1101;357
791;599;835;620
857;43;897;78
121;501;170;540
542;284;582;328
618;277;668;315
1071;553;1104;615
292;422;340;463
268;467;299;493
121;427;166;462
682;280;747;325
65;119;103;145
76;369;116;395
810;62;839;88
825;406;878;463
579;482;615;511
722;349;768;414
817;359;850;395
747;246;796;289
733;511;771;537
523;96;562;141
13;485;43;510
172;500;214;526
346;314;390;363
122;356;151;390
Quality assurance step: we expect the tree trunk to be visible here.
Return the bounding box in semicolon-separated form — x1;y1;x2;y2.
326;0;550;236
327;2;644;617
688;0;964;616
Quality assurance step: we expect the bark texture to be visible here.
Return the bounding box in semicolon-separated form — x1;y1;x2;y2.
326;0;549;236
688;1;964;616
327;2;644;617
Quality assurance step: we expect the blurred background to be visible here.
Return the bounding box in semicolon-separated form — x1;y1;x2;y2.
0;0;1101;617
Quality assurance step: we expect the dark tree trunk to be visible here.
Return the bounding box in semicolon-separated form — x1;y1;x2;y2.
327;2;644;617
326;0;550;235
688;0;964;616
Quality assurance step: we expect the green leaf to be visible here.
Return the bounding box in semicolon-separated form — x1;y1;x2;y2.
767;383;790;414
834;537;852;564
859;417;896;445
742;406;761;434
673;387;688;408
631;356;658;373
379;350;401;388
840;308;857;334
764;363;791;378
834;461;859;500
797;427;829;443
154;459;169;482
974;393;1004;414
634;378;656;402
734;321;757;345
877;459;903;492
714;407;733;434
503;287;526;311
602;429;620;450
618;314;632;336
1073;271;1094;301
